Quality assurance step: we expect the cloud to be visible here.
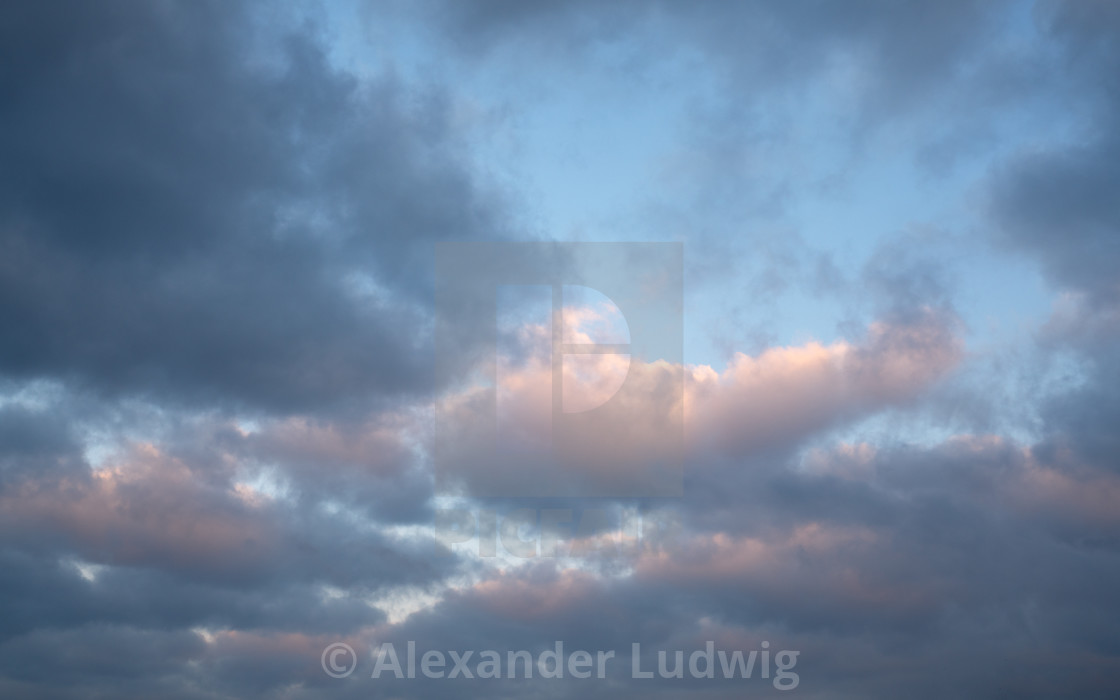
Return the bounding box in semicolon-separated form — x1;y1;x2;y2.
987;1;1120;308
688;307;962;454
3;1;1120;698
0;0;511;414
359;427;1120;698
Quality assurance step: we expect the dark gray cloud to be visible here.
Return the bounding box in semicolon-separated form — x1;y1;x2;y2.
0;398;451;699
0;408;449;590
0;0;509;414
984;1;1120;483
992;135;1120;306
353;433;1120;700
988;1;1120;307
0;403;85;487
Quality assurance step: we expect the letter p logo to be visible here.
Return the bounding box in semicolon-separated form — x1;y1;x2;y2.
435;242;683;497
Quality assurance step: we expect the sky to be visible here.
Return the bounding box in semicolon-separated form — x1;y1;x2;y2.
1;0;1120;697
